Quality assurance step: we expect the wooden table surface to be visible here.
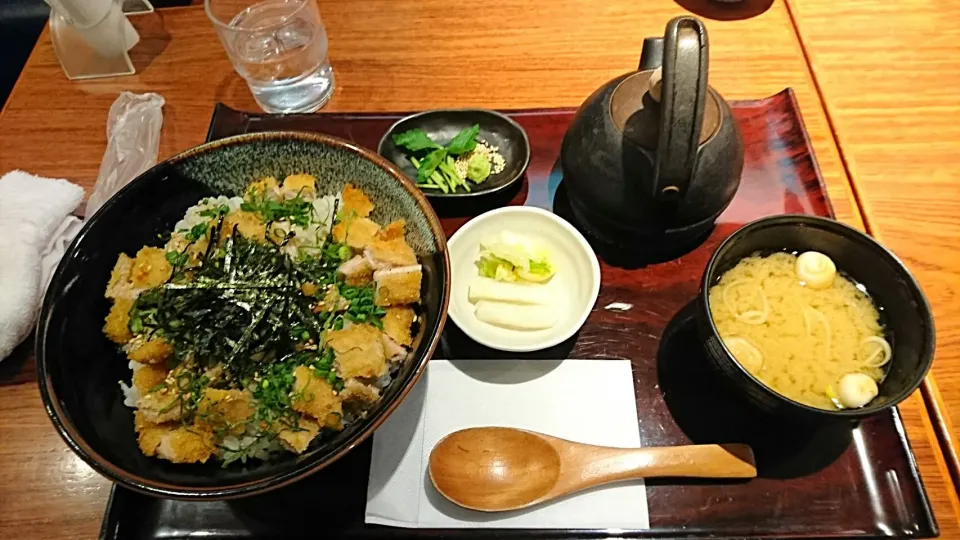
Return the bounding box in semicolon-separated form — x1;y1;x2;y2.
786;0;960;496
0;0;956;537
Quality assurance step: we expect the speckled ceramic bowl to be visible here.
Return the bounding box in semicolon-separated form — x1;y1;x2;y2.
36;132;450;500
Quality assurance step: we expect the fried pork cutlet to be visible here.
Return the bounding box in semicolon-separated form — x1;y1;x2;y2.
246;176;279;198
132;363;168;393
105;254;134;299
381;333;407;363
196;389;255;436
282;174;317;197
106;247;173;300
377;219;406;241
278;416;320;454
222;209;266;242
338;255;374;287
137;387;183;424
134;410;173;457
382;307;415;346
374;265;422;306
156;426;216;464
292;366;344;429
325;324;387;379
341;183;375;218
103;298;134;344
339;379;381;404
365;237;417;267
311;285;350;314
130;247;173;289
332;217;380;249
127;336;174;364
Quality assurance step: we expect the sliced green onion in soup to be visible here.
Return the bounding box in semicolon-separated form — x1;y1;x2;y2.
722;336;764;375
861;336;893;367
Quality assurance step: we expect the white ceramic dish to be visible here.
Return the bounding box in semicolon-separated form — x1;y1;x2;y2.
446;206;601;352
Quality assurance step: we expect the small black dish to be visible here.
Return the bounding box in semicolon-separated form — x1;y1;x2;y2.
695;214;935;421
377;109;531;199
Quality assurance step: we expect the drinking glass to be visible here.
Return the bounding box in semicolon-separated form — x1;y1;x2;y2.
205;0;335;113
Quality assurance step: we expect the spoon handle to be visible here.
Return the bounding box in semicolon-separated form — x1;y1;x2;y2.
561;442;756;489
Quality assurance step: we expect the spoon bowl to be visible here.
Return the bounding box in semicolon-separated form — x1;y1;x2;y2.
429;427;756;512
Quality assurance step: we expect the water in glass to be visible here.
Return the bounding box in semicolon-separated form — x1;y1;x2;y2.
212;0;334;113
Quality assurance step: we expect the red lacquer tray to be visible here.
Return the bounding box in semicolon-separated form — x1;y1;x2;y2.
99;90;936;539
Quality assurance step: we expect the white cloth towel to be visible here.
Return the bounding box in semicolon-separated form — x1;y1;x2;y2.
0;171;85;360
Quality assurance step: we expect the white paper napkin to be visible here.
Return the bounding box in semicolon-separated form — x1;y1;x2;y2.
365;359;649;529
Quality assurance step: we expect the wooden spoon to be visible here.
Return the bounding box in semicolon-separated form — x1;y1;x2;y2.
428;427;756;512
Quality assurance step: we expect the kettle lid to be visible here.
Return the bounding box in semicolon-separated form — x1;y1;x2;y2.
609;69;721;149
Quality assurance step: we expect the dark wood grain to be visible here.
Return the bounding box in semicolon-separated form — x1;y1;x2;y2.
98;93;935;538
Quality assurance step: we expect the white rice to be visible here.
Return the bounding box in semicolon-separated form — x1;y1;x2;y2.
221;424;284;463
174;196;244;232
119;380;140;407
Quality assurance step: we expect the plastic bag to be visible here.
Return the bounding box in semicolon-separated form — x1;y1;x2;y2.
85;91;165;216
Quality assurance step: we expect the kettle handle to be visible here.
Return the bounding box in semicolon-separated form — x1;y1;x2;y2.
651;17;709;201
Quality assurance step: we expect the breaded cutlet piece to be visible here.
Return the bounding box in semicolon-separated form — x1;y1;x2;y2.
292;366;344;429
381;333;407;363
128;336;174;364
278;416;320;454
311;285;350;314
222;210;266;242
377;219;406;241
246;176;279;198
104;298;134;344
332;217;380;250
374;265;422;307
134;410;174;457
338;255;374;287
196;389;254;435
282;174;317;197
339;379;380;404
156;426;216;464
341;183;374;218
106;254;134;299
132;364;169;393
325;324;387;379
365;237;418;267
382;307;415;346
130;247;173;289
137;387;183;424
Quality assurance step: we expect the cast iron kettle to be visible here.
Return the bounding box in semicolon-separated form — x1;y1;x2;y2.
560;16;744;249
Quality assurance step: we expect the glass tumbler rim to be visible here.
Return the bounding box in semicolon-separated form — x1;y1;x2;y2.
204;0;311;31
